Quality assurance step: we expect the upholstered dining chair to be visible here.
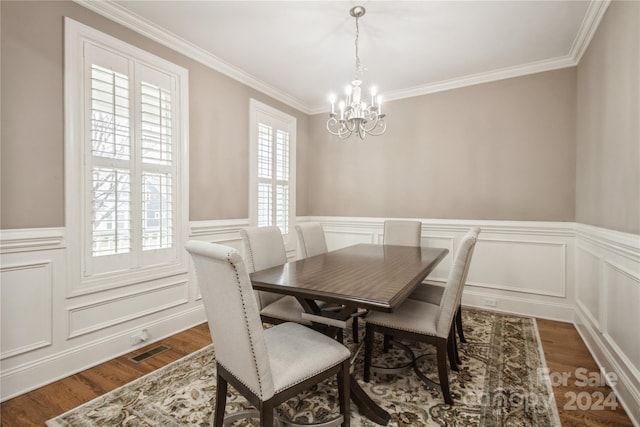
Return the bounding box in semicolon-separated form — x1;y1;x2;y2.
383;220;422;246
380;220;423;350
363;228;479;405
240;226;311;325
409;228;481;364
296;222;328;258
185;241;351;427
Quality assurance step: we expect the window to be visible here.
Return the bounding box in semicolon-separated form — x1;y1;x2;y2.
65;18;188;292
249;99;296;247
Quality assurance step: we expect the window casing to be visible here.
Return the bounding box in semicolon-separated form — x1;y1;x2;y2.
249;99;296;248
65;18;189;293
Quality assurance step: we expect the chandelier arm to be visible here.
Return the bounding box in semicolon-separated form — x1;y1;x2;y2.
367;121;387;136
358;113;384;131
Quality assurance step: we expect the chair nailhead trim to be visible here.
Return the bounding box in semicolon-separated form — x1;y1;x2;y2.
226;250;266;400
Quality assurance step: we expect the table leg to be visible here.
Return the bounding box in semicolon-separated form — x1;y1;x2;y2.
302;302;391;426
350;377;390;425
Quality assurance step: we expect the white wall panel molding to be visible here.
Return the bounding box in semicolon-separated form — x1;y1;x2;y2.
576;305;640;426
469;238;567;298
601;261;640;377
419;235;455;283
67;280;189;338
0;227;206;402
0;228;65;253
575;245;603;330
1;261;54;360
68;264;189;298
574;223;640;426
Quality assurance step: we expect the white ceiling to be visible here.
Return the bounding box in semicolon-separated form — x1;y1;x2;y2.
82;1;608;114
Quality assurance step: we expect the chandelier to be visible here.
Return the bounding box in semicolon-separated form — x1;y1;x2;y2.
327;6;386;140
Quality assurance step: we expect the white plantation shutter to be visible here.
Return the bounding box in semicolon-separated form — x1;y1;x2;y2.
275;130;290;233
250;100;296;244
138;66;175;256
79;40;182;277
89;61;132;258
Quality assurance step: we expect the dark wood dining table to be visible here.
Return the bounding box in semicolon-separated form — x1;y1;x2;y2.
250;243;449;425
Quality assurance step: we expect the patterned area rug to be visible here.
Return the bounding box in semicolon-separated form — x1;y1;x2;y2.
46;309;560;426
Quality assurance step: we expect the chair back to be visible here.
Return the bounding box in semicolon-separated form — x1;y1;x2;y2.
296;222;328;258
383;220;422;246
436;227;480;337
240;226;287;309
185;241;275;400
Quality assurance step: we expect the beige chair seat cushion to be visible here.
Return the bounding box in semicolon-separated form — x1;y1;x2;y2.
265;322;351;393
366;299;441;337
410;281;445;305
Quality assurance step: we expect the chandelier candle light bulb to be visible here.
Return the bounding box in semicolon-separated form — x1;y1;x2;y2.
326;6;387;140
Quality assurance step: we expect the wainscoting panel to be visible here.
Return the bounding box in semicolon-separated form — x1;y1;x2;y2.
0;227;209;402
602;260;640;374
67;280;189;338
469;238;567;297
419;235;455;283
574;223;640;426
575;245;602;329
0;260;53;360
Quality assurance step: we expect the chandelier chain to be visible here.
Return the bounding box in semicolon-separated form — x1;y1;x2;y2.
355;15;363;77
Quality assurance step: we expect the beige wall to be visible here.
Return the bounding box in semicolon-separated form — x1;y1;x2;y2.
0;0;309;229
3;1;637;232
307;69;577;221
576;0;640;235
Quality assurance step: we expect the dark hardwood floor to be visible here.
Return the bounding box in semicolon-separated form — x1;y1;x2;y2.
537;319;633;426
0;318;634;426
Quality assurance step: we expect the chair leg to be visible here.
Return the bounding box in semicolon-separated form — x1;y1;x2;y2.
451;323;462;366
383;334;392;353
447;326;459;371
214;373;228;427
436;339;453;405
456;306;466;343
352;315;359;343
338;359;351;427
364;323;374;382
260;401;274;427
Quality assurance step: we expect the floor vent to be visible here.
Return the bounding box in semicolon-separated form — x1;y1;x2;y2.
130;345;170;363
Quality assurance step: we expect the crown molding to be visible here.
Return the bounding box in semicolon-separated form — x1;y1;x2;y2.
73;0;313;115
569;0;611;63
76;0;610;117
308;55;578;114
309;0;611;114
